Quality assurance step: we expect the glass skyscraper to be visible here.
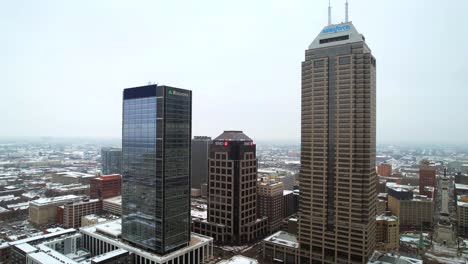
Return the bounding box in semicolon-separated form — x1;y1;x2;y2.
122;84;192;255
101;147;122;175
191;136;211;189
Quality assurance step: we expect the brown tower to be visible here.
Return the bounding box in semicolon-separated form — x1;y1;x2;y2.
298;21;377;263
419;159;436;197
193;131;267;244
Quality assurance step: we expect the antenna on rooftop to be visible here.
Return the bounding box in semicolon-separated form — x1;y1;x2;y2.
328;0;332;25
345;0;349;22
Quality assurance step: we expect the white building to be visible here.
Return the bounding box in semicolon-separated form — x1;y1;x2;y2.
80;219;214;264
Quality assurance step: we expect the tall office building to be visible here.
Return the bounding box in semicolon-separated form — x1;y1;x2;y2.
192;131;267;244
122;84;192;255
298;8;377;263
257;180;284;233
419;159;436;197
191;136;211;189
101;147;122;175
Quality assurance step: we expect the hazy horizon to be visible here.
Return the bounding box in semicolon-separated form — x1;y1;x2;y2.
2;0;467;144
2;136;468;148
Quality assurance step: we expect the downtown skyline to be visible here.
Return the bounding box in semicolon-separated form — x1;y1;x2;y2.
1;0;468;144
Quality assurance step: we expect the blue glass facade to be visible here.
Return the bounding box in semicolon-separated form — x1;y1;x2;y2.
101;147;122;175
122;85;191;255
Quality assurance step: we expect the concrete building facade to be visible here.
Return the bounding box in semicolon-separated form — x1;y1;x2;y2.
263;231;299;264
257;181;284;233
387;192;433;228
81;220;213;264
103;196;122;216
62;199;103;228
457;195;468;236
298;21;377;263
375;212;399;252
29;195;83;226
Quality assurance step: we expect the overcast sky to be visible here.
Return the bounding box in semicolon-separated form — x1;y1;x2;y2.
1;0;467;144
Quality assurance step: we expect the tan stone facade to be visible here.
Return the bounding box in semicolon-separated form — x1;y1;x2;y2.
192;131;267;245
375;213;399;251
388;195;433;227
457;196;468;236
257;181;284;233
63;199;102;228
28;195;82;226
377;199;387;215
298;23;377;264
103;196;122;216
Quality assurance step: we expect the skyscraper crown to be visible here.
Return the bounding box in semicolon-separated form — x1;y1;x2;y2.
214;131;252;142
308;22;365;50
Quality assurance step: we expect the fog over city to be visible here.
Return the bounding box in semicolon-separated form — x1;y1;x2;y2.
1;0;467;143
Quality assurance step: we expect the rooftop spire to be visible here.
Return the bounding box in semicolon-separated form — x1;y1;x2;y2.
345;0;349;22
328;0;332;25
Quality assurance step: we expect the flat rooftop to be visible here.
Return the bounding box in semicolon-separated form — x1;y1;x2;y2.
368;251;422;264
258;181;283;187
0;194;19;201
6;202;29;210
218;255;258;264
376;214;398;222
47;183;89;190
455;183;468;190
103;195;122;204
7;228;76;247
80;219;213;262
93;174;121;181
263;231;299;249
55;171;96;178
386;182;416;192
30;195;82;206
28;251;70;264
95;219;122;238
89;248;128;262
14;242;37;254
411;195;432;202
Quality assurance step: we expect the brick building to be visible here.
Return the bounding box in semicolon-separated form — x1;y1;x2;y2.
377;163;392;176
90;174;121;199
419;160;437;197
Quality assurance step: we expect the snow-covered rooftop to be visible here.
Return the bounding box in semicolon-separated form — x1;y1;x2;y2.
263;231;298;248
218;255;258;264
30;195;81;206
